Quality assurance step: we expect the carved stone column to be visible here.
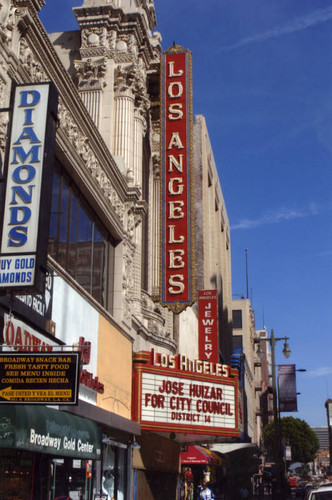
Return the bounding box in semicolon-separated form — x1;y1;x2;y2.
73;26;109;128
151;153;160;298
130;109;144;317
122;207;140;325
113;64;136;178
74;56;107;128
129;89;149;317
134;107;144;188
133;59;148;188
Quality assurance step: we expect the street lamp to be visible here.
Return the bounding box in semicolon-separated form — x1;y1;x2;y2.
255;329;291;499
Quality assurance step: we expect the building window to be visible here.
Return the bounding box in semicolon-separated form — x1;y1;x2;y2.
232;335;243;352
232;309;242;329
48;161;114;309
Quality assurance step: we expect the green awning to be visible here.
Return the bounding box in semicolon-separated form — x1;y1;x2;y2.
0;405;101;459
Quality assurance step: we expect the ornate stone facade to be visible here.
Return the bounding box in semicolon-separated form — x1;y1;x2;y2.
67;0;171;344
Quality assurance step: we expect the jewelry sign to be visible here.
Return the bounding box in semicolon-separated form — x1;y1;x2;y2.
160;46;195;313
198;290;219;364
0;82;58;293
132;350;241;438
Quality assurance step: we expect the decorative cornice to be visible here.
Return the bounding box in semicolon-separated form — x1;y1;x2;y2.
0;3;15;42
131;199;147;218
14;0;45;14
81;26;107;49
122;240;136;323
74;57;107;90
132;315;177;353
73;3;157;69
114;63;136;94
19;36;47;81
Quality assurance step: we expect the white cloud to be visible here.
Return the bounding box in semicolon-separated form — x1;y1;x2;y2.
220;6;332;50
232;204;318;231
316;250;332;258
307;367;332;378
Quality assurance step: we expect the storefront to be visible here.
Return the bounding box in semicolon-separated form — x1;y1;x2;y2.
0;401;141;500
132;432;180;500
63;400;141;500
0;270;140;500
210;443;260;500
180;445;225;500
0;404;101;500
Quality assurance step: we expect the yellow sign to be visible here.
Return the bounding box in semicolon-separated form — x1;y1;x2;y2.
0;388;72;401
0;353;79;404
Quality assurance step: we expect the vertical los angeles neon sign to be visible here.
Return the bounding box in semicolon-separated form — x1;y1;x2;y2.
160;46;195;313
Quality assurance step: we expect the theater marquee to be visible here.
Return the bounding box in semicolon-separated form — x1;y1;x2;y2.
0;82;58;293
132;350;241;438
160;45;195;313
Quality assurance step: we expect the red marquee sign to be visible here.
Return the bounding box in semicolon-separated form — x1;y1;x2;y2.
132;350;241;438
160;46;195;313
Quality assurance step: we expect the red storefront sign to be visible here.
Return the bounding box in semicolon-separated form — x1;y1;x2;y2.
132;350;241;438
160;46;195;313
86;460;93;479
198;290;218;364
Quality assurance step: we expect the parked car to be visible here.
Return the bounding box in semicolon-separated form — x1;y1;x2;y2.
295;479;314;498
305;483;332;499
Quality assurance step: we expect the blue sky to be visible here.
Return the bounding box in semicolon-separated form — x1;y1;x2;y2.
39;0;332;427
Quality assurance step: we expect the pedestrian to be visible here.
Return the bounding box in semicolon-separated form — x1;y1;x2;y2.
197;480;215;500
258;481;264;499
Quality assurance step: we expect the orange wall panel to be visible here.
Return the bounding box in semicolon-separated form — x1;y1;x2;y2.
97;315;132;419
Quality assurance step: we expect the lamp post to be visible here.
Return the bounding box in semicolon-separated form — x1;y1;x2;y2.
256;329;290;499
325;400;332;477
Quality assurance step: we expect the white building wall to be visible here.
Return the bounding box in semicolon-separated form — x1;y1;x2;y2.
232;298;258;443
178;308;199;359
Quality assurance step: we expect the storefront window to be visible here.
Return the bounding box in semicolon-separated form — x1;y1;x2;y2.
33;455;97;500
101;442;127;500
50;458;93;500
0;449;33;500
117;448;126;500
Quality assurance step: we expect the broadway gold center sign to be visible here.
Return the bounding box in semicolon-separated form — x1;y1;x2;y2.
0;353;80;404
